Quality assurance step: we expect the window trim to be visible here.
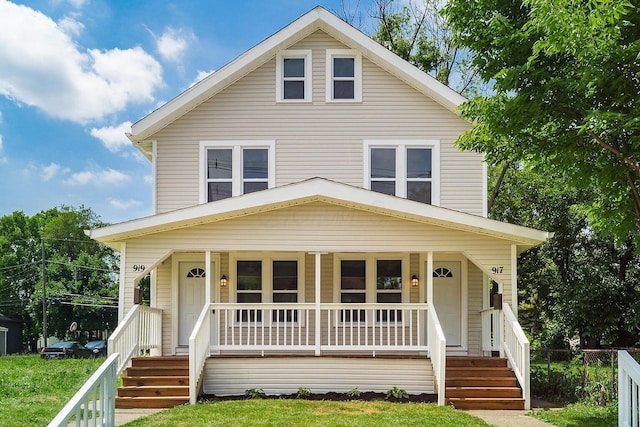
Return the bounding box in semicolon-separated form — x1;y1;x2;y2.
364;140;440;206
325;49;362;102
199;141;276;204
276;49;312;102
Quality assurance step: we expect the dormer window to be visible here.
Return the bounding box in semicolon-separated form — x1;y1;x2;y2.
326;49;361;102
276;50;312;102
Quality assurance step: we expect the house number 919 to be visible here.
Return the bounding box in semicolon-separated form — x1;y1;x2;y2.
491;266;504;274
133;264;146;272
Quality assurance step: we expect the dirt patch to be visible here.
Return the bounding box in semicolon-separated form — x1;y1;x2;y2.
201;391;437;404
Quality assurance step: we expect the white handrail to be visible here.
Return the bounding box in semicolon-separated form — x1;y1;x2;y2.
501;303;530;410
480;307;501;353
619;350;640;427
189;303;212;404
108;305;162;375
48;353;119;427
427;302;446;406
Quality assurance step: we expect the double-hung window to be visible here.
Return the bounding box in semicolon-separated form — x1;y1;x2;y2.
365;141;440;205
326;49;361;102
376;260;403;322
200;141;275;203
276;50;312;102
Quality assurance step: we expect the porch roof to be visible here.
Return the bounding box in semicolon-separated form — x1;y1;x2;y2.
87;178;552;251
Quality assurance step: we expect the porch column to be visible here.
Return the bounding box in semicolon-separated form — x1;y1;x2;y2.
310;252;325;356
426;251;433;304
205;250;212;304
511;244;518;317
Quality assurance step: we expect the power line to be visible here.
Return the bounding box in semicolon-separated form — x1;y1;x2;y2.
59;301;118;309
0;261;40;272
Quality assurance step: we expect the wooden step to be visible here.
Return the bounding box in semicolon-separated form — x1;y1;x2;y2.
126;366;189;377
446;357;507;368
446;376;518;387
446;367;514;377
118;385;189;397
123;375;189;387
131;356;189;368
115;396;189;409
446;386;522;398
446;397;525;410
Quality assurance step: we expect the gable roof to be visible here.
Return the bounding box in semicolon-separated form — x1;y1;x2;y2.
128;6;466;145
88;178;551;252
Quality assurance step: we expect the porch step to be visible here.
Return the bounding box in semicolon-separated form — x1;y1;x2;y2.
116;356;190;409
445;357;524;410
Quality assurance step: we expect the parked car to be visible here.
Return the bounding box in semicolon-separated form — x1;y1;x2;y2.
40;341;93;359
85;340;107;357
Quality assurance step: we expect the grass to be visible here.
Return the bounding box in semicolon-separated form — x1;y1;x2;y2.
0;354;104;427
122;399;493;427
531;402;617;427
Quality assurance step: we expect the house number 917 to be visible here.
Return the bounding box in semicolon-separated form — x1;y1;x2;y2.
133;264;146;272
491;266;504;274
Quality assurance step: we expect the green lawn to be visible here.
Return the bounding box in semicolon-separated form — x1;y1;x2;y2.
122;399;493;427
0;354;104;427
531;403;617;427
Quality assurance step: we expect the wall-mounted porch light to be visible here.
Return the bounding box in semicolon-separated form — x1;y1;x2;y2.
220;274;228;287
411;274;419;287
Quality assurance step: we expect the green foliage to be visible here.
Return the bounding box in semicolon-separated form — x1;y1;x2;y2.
385;386;409;400
444;0;640;244
244;388;266;399
531;402;617;427
347;387;361;399
296;387;311;399
0;355;103;427
0;206;118;351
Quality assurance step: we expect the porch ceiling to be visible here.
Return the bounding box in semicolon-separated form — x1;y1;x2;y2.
87;178;551;252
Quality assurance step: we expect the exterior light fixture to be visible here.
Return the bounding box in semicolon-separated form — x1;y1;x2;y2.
220;274;228;287
411;274;419;287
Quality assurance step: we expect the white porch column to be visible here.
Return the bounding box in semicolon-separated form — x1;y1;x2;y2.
118;242;127;323
310;252;324;356
511;244;517;317
426;251;433;304
205;250;212;304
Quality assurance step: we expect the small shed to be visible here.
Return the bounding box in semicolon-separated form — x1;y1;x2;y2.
0;315;23;354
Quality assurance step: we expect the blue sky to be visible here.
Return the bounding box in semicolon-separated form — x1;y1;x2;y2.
0;0;382;224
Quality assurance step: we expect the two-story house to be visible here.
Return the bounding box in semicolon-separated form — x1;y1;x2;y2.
88;7;550;411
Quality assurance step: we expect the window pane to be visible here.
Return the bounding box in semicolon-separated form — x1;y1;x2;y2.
341;260;366;290
334;81;354;99
208;182;232;202
283;58;304;77
273;293;297;303
237;293;262;303
243;149;268;179
341;293;366;303
407;181;432;204
244;182;268;194
237;261;262;291
371;148;395;178
273;260;297;291
407;148;432;178
377;260;402;290
334;57;354;77
207;149;232;179
371;181;396;196
284;80;304;99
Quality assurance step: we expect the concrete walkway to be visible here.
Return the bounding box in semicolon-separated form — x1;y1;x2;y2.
465;410;555;427
115;407;164;426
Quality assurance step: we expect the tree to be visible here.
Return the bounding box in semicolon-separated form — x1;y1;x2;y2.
0;207;118;351
444;0;640;244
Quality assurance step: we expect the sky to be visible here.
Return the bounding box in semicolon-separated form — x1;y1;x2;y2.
0;0;382;224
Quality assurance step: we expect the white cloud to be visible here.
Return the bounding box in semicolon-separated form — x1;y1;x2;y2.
190;69;215;88
108;198;143;210
0;134;3;152
41;162;61;181
154;26;194;63
67;0;87;8
0;1;163;123
58;16;84;37
64;167;130;186
90;121;132;153
0;135;5;164
143;175;152;184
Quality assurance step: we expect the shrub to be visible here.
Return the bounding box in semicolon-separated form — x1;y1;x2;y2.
385;386;409;400
244;388;266;399
347;387;361;399
296;387;311;399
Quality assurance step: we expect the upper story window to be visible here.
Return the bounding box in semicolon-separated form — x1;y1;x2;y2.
276;50;312;102
365;140;440;205
200;141;275;203
326;49;362;102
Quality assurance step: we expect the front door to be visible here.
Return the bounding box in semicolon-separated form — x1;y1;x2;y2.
432;261;462;347
178;262;206;346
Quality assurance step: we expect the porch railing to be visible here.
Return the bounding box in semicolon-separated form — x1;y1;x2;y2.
480;307;501;353
619;350;640;427
108;305;162;375
427;302;446;406
48;353;119;427
502;303;530;410
189;303;212;404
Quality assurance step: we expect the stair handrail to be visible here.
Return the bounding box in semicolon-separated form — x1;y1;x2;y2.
618;350;640;427
108;305;162;375
48;353;119;427
427;302;447;406
501;303;530;410
189;303;212;404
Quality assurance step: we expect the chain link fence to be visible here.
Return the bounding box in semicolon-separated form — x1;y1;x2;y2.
530;348;640;405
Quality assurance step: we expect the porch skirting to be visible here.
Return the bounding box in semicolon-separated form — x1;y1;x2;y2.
202;356;435;396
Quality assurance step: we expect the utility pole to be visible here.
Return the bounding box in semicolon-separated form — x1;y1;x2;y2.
41;238;47;348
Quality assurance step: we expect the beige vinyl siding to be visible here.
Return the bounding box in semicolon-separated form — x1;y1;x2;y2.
155;259;173;355
203;356;434;396
152;30;481;215
467;263;483;356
